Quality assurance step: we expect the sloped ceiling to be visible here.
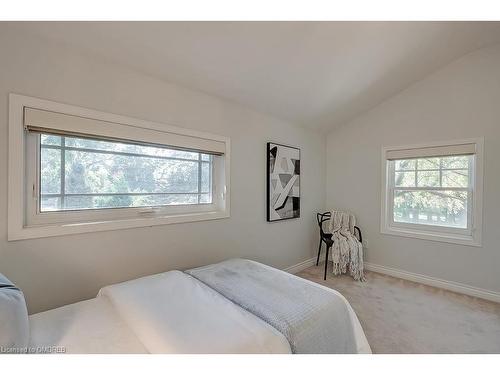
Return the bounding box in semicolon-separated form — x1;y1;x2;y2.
6;21;500;132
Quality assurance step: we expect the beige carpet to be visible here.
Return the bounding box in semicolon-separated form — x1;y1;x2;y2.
297;263;500;354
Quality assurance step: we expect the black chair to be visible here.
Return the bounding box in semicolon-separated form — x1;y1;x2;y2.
316;212;363;280
316;212;333;281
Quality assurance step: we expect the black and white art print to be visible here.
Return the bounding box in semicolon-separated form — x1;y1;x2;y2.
267;142;300;222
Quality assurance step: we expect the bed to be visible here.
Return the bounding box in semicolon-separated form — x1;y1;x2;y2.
25;259;371;354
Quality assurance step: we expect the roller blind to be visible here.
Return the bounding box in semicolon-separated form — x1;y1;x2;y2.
24;107;225;155
386;143;476;160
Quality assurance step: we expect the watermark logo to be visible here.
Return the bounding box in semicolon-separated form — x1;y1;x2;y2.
1;346;67;354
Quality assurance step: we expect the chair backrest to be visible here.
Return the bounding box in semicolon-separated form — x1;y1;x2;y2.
316;212;331;236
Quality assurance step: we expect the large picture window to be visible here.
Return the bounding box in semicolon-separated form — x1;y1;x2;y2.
381;140;483;246
39;134;213;212
8;94;230;240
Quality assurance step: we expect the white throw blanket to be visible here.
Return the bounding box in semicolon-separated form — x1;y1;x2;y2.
328;211;365;281
187;259;358;353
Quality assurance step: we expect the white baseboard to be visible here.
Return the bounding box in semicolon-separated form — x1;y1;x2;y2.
284;257;316;274
365;262;500;304
283;258;500;303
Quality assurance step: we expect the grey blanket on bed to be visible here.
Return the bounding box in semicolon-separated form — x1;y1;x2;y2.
186;259;357;353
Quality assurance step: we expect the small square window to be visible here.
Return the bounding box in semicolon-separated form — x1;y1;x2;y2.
381;140;483;246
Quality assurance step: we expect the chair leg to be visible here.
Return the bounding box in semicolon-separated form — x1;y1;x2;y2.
316;238;322;266
324;245;330;280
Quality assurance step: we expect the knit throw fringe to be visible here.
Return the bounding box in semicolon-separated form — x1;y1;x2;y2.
328;211;366;281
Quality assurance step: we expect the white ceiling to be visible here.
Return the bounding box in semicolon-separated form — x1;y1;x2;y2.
9;22;500;132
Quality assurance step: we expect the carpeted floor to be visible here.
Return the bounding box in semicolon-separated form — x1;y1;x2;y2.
297;263;500;354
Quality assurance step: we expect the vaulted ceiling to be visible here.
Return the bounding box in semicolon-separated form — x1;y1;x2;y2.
8;22;500;132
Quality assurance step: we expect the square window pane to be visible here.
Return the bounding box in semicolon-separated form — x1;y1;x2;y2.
40;197;61;211
441;155;469;169
201;154;211;162
417;170;440;187
40;148;61;194
417;158;440;170
395;159;415;170
442;170;469;188
393;190;468;228
199;193;212;204
395;171;415;187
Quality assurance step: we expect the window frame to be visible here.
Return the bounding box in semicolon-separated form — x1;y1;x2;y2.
8;94;230;241
380;139;483;247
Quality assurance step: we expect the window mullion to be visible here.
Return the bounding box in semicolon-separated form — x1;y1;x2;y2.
414;159;418;187
468;156;474;232
209;155;213;203
60;136;66;210
393;187;468;192
41;143;201;163
439;158;443;187
197;153;202;204
388;160;395;224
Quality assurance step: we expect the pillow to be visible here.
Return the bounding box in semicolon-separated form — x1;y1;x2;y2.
0;273;29;352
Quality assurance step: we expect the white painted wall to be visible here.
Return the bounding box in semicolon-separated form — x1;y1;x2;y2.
0;31;326;313
326;43;500;294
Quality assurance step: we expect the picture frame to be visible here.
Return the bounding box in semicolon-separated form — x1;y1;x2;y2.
266;142;300;222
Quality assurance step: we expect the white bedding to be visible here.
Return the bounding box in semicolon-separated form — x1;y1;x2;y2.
29;296;147;354
99;270;291;353
190;260;371;354
257;261;371;354
28;262;370;354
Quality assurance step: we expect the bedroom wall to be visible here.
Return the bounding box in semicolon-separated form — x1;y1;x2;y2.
326;43;500;294
0;30;326;313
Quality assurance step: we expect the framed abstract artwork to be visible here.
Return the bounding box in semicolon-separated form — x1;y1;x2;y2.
267;142;300;222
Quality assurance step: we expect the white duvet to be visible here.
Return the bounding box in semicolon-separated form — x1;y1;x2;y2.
98;271;291;354
28;296;148;354
29;264;370;354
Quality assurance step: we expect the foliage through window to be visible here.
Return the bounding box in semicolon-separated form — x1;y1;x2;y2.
380;139;483;246
39;134;213;212
390;156;471;229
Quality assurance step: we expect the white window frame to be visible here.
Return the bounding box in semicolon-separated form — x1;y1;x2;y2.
8;94;231;241
381;138;483;247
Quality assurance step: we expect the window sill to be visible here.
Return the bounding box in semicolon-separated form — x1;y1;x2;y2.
8;210;229;241
381;225;481;247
